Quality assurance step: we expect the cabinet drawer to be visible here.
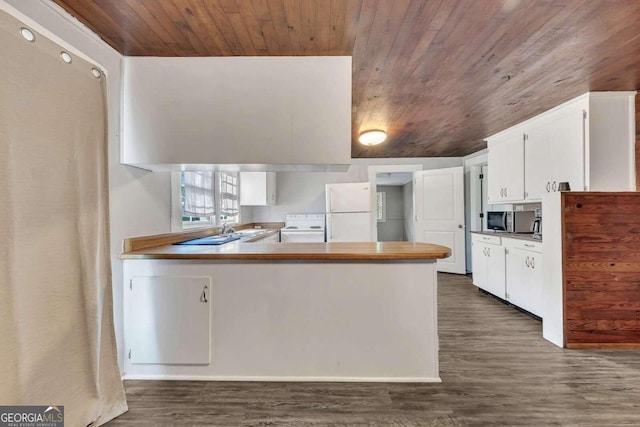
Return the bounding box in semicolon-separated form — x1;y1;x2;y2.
472;234;501;245
504;238;542;253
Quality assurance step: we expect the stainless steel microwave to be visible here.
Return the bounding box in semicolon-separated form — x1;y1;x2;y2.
486;210;535;233
487;211;512;232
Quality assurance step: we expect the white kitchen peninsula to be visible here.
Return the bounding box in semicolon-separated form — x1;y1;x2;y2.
121;231;450;383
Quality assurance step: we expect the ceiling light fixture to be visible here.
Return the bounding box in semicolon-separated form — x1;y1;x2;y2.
19;27;35;42
60;51;72;64
358;130;387;146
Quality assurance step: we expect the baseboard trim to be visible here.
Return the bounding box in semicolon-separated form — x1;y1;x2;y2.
122;374;442;383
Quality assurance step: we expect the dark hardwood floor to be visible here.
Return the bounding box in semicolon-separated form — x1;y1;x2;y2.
107;273;640;426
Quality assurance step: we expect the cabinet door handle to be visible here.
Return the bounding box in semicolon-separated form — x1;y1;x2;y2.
487;247;491;257
552;181;557;192
483;247;487;256
525;256;530;268
524;243;535;248
505;188;507;197
531;257;535;269
200;285;208;303
546;182;550;192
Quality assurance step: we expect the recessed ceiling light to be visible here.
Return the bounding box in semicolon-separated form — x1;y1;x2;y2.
60;51;72;64
19;27;35;42
91;68;102;78
358;130;387;146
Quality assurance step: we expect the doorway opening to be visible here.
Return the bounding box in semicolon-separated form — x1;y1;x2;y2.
375;172;413;241
368;165;423;242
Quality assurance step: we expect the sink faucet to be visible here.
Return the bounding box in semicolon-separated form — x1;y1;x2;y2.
221;223;235;235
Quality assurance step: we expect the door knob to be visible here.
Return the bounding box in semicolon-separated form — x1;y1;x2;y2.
458;224;463;229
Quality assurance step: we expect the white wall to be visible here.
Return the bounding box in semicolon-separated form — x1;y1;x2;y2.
1;0;172;371
376;186;405;241
253;158;462;222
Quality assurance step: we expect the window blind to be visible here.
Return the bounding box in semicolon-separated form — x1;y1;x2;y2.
219;172;239;217
183;171;216;216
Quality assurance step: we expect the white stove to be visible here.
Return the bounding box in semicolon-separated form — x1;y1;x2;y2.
280;214;326;243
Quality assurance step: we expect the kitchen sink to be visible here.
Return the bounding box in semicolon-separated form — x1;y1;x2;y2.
232;229;265;238
175;234;242;245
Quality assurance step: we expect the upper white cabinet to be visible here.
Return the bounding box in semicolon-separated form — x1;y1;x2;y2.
489;92;636;203
487;133;525;203
122;57;351;171
240;172;276;206
525;110;585;200
523;126;550;201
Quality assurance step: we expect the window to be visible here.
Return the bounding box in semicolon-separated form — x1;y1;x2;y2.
180;172;215;227
172;171;242;230
218;172;239;224
376;191;386;222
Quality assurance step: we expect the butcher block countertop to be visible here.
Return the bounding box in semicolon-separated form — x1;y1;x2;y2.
122;241;450;261
121;225;450;261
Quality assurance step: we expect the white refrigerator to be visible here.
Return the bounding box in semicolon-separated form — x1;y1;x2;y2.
325;182;374;242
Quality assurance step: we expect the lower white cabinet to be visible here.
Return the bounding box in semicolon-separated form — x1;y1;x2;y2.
258;231;280;243
472;234;544;318
504;239;543;317
128;276;211;365
471;234;505;298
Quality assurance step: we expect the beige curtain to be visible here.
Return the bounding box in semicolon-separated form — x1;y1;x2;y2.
0;10;127;426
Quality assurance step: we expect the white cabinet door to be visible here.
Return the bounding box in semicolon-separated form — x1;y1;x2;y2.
524;126;550;201
240;172;276;206
548;110;585;193
525;110;585;201
471;234;504;297
487;133;525;203
506;247;543;317
471;240;488;291
129;276;211;364
486;244;506;299
263;232;280;243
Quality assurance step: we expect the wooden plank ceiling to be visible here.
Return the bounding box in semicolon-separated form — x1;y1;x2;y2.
52;0;640;158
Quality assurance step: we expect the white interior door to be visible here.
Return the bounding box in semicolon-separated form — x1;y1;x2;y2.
414;166;466;274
